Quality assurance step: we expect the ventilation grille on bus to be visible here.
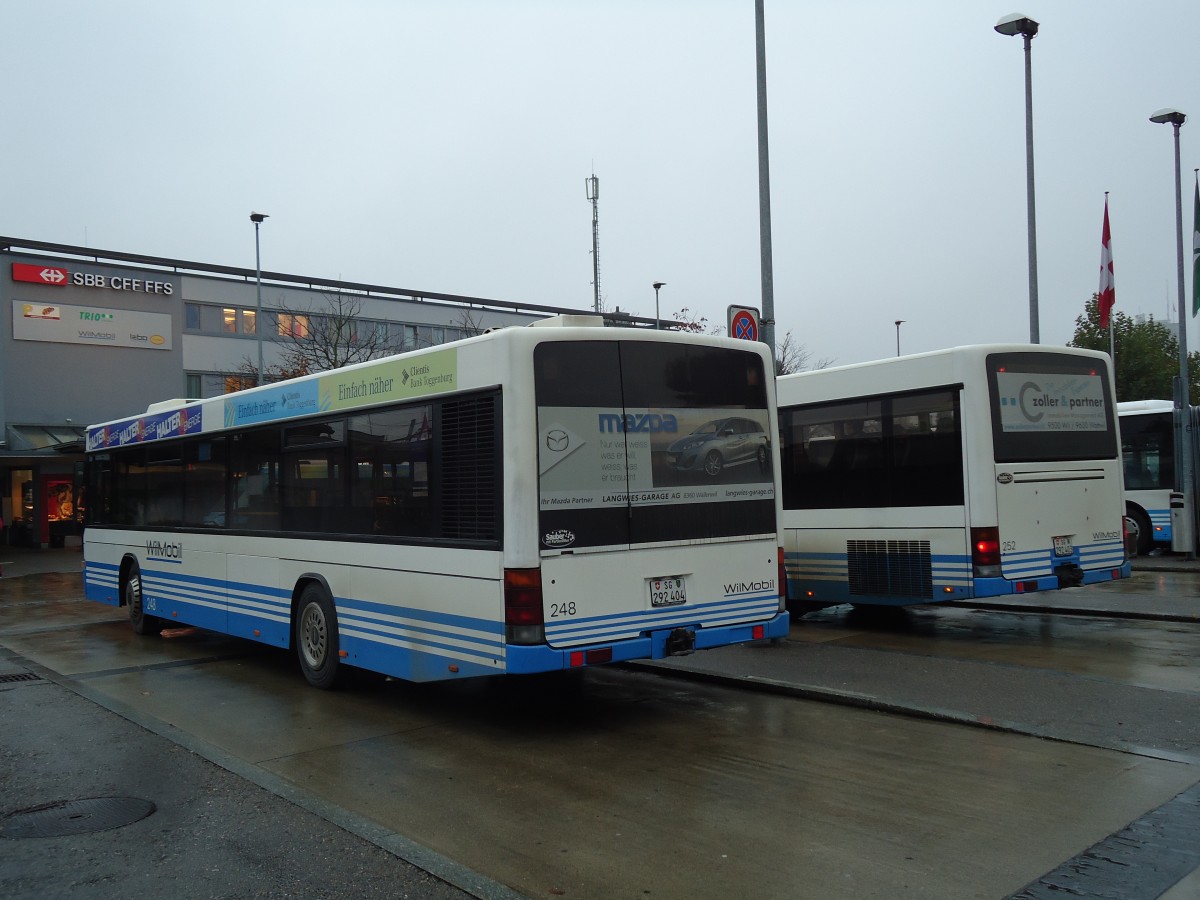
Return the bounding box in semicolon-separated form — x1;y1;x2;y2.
847;540;933;599
439;395;498;541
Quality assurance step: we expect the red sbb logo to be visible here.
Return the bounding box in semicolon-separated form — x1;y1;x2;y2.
12;263;68;286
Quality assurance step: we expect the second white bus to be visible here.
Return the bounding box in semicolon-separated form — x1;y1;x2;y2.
777;344;1130;612
1117;399;1178;554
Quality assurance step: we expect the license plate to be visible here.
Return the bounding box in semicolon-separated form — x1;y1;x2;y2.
648;576;686;608
1052;535;1073;557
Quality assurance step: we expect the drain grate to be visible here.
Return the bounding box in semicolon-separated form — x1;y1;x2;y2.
0;672;42;685
1;797;156;839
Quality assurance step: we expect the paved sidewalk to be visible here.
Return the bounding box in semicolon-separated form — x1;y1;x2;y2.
0;544;84;579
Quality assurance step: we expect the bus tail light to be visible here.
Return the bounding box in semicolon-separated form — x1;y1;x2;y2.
504;568;546;645
971;526;1001;577
777;547;789;610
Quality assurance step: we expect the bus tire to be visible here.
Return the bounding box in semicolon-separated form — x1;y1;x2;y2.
1125;506;1153;557
704;450;724;477
126;563;163;636
296;583;341;690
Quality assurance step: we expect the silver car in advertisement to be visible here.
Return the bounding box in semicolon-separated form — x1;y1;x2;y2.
665;416;770;477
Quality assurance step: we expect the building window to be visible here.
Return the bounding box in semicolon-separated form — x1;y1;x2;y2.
275;312;309;339
217;307;258;335
224;374;256;394
200;305;225;333
185;303;201;330
185;373;203;399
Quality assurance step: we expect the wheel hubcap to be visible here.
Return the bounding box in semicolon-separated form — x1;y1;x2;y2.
300;604;328;669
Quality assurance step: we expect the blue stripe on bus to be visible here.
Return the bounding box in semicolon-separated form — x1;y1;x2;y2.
543;593;779;644
84;561;121;605
80;564;792;679
783;541;1128;605
1145;509;1172;543
509;610;791;674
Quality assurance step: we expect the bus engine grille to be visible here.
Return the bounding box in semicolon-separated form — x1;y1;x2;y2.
439;395;498;541
846;540;933;599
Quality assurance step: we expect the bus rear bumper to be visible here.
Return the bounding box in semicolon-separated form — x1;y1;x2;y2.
973;561;1132;597
505;611;790;675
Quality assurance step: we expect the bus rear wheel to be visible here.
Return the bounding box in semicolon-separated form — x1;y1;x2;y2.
1125;506;1153;557
126;563;163;636
296;584;341;690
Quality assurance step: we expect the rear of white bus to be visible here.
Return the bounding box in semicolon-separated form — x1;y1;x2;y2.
505;330;789;673
972;349;1131;596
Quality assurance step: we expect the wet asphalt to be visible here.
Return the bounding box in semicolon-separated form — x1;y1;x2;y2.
1;545;1198;898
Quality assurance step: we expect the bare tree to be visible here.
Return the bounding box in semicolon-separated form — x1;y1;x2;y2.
671;307;722;335
275;291;393;373
775;330;834;376
448;309;489;339
231;291;393;385
227;301;509;389
670;310;831;375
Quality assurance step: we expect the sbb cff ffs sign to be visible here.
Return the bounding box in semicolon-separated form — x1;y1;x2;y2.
11;262;175;295
727;305;760;342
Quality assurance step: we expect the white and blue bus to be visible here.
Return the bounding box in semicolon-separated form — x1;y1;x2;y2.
1117;399;1178;555
83;315;789;687
777;344;1130;612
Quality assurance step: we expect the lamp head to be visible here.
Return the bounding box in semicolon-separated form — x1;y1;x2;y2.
1149;109;1187;126
994;14;1039;38
250;212;269;224
652;281;666;290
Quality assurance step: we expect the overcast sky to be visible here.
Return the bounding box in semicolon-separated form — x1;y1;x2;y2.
3;1;1198;367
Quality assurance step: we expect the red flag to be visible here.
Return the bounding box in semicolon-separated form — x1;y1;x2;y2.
1098;196;1115;329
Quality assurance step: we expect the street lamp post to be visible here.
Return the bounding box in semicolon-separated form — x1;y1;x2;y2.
895;320;905;357
1149;109;1193;557
652;282;666;330
754;0;776;363
994;13;1041;344
250;212;268;385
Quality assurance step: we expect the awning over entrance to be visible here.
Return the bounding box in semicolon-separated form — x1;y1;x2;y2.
4;425;88;454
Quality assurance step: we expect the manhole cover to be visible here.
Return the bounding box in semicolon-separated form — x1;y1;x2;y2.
1;797;156;838
0;672;42;684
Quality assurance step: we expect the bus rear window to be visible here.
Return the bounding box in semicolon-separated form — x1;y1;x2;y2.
534;340;774;548
986;351;1117;462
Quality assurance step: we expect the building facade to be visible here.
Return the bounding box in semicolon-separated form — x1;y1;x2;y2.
1;237;612;548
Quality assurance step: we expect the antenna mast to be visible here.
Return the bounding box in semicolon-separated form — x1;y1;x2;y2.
585;173;601;312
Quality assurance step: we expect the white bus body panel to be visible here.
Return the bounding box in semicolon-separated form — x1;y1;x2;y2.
993;461;1125;578
539;538;780;648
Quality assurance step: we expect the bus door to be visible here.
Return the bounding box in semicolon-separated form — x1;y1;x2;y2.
534;339;778;649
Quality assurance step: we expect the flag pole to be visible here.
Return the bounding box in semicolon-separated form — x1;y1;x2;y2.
1193;169;1199;320
1107;193;1116;370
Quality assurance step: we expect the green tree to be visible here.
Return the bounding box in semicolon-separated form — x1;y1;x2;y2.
1069;294;1200;403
